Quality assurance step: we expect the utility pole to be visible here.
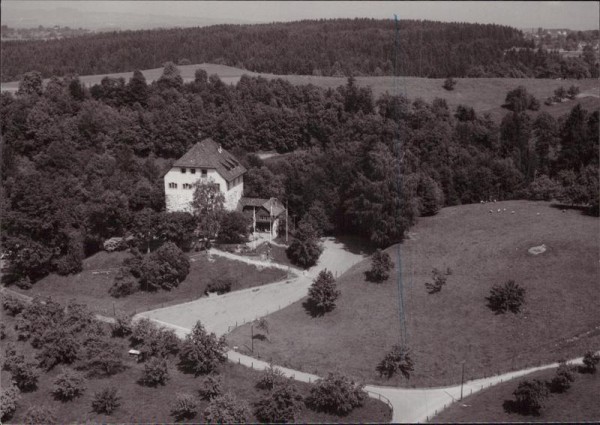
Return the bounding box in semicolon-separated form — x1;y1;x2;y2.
460;361;466;401
285;199;289;243
251;324;254;353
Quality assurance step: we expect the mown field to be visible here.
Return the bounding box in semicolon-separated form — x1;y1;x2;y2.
430;366;600;423
1;63;597;121
227;200;600;387
9;250;286;317
0;314;391;424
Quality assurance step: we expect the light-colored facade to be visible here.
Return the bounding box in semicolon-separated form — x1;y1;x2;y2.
164;139;246;213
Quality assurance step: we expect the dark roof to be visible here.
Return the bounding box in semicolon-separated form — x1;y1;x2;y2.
173;138;246;182
240;197;286;217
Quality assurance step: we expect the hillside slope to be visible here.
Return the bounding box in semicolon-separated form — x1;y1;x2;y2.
227;201;600;387
2;63;597;121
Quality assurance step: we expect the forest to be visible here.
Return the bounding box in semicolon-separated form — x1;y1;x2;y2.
1;63;598;286
1;18;598;81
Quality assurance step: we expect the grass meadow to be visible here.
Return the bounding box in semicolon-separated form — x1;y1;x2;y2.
2;63;597;122
430;366;600;423
10;250;287;317
227;200;600;387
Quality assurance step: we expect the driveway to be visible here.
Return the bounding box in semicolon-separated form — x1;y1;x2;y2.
135;237;366;336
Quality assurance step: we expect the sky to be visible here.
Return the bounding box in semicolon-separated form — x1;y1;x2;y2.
2;1;599;31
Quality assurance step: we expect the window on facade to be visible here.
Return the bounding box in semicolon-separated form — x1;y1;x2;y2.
183;183;194;189
201;169;207;177
169;183;177;189
191;168;196;174
181;168;187;173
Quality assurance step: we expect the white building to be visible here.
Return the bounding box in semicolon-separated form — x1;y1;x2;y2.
164;138;246;213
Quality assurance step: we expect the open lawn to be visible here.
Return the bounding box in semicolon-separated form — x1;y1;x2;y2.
227;200;600;387
10;250;286;317
430;366;600;423
0;314;390;424
2;63;597;121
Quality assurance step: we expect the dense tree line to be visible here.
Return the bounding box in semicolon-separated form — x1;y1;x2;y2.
2;18;577;82
1;63;597;285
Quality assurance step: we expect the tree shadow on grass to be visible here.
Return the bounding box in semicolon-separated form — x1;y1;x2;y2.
302;298;326;318
252;334;268;342
549;203;597;216
502;400;542;417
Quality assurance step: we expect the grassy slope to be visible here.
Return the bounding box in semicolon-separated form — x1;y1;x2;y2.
0;314;391;424
227;200;600;387
430;367;600;423
11;250;286;317
1;63;597;121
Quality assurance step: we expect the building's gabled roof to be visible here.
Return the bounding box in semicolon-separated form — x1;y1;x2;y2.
240;197;286;217
173;138;247;182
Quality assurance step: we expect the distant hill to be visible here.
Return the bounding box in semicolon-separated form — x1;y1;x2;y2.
3;63;597;122
1;18;540;82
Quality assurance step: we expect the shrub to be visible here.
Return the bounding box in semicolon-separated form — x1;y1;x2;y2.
103;237;128;252
504;86;540;112
425;268;447;294
206;277;235;295
3;343;23;372
15;297;64;345
130;319;180;360
286;223;323;269
307;269;340;313
254;383;303;423
52;368;86;401
139;242;190;291
582;351;600;373
377;345;414;379
218;211;251;243
442;77;456;91
2;294;25;316
36;329;81;370
417;175;445;216
366;249;393;282
92;387;121;415
549;361;575;393
487;280;525;313
307;373;366;415
110;312;133;337
199;375;223;400
141;357;169;387
512;379;548;415
12;361;41;392
170;393;198;421
204;393;251;424
79;334;124;377
526;175;560;201
16;276;32;289
0;323;5;340
567;85;580;99
0;381;20;422
554;86;567;100
109;268;139;298
256;366;287;390
178;321;227;376
22;405;57;425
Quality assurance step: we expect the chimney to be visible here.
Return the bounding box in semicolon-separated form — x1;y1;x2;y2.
218;145;222;154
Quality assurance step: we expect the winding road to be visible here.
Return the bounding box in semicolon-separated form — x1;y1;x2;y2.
135;238;596;423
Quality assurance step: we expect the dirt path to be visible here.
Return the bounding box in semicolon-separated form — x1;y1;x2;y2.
135;238;366;336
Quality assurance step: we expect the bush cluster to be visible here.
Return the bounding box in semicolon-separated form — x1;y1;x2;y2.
307;373;366;415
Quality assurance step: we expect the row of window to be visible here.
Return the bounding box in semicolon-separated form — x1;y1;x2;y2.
168;182;221;191
181;167;208;177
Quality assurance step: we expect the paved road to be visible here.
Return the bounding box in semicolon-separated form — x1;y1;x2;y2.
135;238;366;337
129;240;598;423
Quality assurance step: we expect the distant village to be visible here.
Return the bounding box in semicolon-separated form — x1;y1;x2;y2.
1;25;91;41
